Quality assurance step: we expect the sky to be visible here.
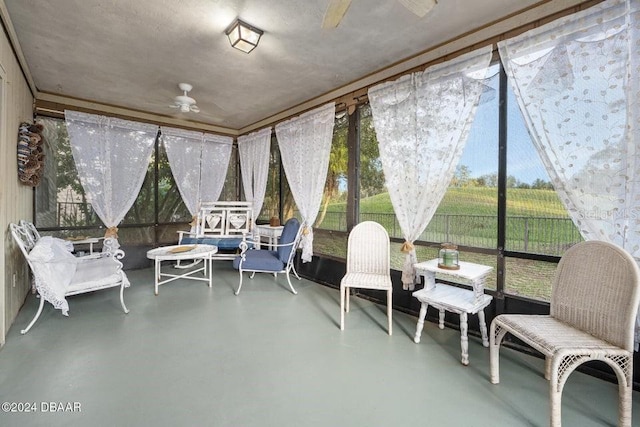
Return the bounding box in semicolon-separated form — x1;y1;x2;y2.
458;68;549;185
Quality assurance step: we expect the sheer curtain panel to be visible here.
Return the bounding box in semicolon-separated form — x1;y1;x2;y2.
369;46;493;290
65;111;158;240
498;0;640;348
238;127;272;229
275;103;335;262
162;127;233;221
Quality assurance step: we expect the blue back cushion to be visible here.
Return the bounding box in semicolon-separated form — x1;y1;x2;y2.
181;237;253;250
277;218;300;263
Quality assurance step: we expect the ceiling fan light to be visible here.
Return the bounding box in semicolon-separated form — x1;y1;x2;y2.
226;19;263;54
171;83;199;114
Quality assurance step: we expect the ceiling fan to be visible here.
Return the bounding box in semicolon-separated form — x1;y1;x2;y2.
170;83;200;113
322;0;437;28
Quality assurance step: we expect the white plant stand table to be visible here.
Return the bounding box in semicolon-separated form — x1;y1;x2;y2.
412;259;493;365
146;244;217;295
256;225;284;250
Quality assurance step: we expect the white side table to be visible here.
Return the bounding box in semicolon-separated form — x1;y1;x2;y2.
412;259;493;365
146;244;217;295
256;225;284;250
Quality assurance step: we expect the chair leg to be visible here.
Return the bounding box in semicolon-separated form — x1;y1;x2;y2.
489;321;508;384
618;360;633;427
285;271;298;295
340;284;346;330
387;289;392;335
545;357;551;380
235;270;244;295
346;287;350;313
119;271;130;314
549;360;563;427
291;262;301;280
119;283;130;314
21;295;45;334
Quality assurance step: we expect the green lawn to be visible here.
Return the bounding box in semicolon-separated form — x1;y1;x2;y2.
313;187;573;302
334;186;568;217
320;187;580;255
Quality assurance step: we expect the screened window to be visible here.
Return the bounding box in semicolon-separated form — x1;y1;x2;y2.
311;111;349;259
504;79;581;301
259;134;281;223
36;117;100;228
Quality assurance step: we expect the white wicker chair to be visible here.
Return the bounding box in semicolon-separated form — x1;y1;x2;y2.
489;240;640;427
340;221;393;335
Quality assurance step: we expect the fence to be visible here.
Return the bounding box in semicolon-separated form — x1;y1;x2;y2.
314;211;583;256
55;201;583;257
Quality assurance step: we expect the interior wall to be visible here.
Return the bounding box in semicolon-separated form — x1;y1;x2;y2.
0;20;36;345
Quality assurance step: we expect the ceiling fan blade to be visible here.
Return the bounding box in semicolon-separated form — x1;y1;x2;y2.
190;105;200;113
397;0;437;18
322;0;352;29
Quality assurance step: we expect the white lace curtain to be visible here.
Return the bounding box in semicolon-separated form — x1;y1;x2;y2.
238;127;272;230
275;103;336;262
65;110;158;239
369;46;493;290
161;127;233;223
499;0;640;349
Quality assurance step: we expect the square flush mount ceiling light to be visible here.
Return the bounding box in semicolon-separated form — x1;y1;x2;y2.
226;19;263;53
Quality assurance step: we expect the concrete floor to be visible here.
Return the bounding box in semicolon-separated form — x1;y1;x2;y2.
0;262;638;427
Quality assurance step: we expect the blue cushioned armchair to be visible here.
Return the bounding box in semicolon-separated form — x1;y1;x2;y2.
232;218;302;295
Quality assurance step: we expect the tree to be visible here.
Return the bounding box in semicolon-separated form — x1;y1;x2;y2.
39;117;190;240
452;165;472;187
358;109;386;198
316;115;348;226
506;175;519;188
478;173;498;187
531;178;553;190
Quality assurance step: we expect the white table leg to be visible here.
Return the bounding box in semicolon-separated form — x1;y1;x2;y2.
424;271;436;291
460;312;469;366
414;302;429;343
478;309;489;347
155;258;160;295
208;254;213;288
438;309;445;329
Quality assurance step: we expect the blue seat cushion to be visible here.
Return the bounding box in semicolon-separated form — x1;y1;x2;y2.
181;237;252;251
233;250;284;272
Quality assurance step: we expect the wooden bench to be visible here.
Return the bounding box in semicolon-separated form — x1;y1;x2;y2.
177;201;254;261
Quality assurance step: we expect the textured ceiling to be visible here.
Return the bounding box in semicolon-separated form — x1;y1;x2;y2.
4;0;543;131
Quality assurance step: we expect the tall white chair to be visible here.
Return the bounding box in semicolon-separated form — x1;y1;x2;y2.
340;221;393;335
490;240;640;427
